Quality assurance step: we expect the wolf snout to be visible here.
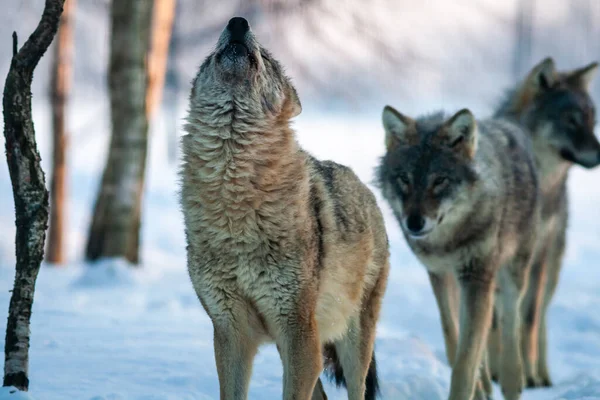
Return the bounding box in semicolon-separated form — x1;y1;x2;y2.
563;147;600;169
227;17;250;42
406;214;425;235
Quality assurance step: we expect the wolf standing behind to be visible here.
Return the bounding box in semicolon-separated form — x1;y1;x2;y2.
179;17;390;400
377;107;540;400
491;57;600;387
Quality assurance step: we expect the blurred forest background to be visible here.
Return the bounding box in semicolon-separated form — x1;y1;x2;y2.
1;0;600;267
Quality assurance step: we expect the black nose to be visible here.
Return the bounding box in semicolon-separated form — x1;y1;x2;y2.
227;17;249;41
406;214;425;234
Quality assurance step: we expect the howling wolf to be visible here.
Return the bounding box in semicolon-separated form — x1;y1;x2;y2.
179;17;389;400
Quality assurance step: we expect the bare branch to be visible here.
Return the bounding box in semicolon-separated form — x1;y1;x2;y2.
2;0;64;391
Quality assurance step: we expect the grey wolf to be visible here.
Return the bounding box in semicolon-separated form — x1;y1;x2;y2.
179;17;389;400
376;107;540;400
492;57;600;388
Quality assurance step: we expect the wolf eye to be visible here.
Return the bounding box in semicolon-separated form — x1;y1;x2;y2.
433;177;448;186
566;113;582;128
397;175;410;191
432;177;449;193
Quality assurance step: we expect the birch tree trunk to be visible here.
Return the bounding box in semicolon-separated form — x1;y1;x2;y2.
46;0;76;265
85;0;154;265
165;0;180;165
2;0;64;390
147;0;176;118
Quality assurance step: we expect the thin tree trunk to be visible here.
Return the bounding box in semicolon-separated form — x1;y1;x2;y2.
46;0;76;265
146;0;176;118
2;0;64;390
85;0;154;265
513;0;534;79
166;0;180;165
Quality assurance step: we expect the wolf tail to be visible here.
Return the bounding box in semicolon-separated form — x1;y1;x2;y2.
323;345;380;400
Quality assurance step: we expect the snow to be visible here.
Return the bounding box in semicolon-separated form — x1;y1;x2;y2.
0;387;37;400
0;105;599;399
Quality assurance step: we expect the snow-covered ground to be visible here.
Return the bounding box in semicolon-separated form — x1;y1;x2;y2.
0;103;599;399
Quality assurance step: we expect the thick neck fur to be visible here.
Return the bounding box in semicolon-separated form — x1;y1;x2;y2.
530;134;570;197
181;95;309;252
495;87;570;196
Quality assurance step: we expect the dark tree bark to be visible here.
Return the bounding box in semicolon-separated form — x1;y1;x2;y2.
85;0;154;265
46;0;76;265
513;0;535;79
2;0;64;391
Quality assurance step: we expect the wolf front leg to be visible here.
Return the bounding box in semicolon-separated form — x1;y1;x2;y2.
478;351;493;400
428;272;460;366
311;378;328;400
212;316;261;400
488;308;502;382
448;263;495;400
497;265;528;400
279;313;323;400
429;272;492;400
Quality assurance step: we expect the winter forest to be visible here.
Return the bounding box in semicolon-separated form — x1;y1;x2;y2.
1;0;600;399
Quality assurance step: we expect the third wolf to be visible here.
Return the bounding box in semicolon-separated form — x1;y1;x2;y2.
377;107;540;400
490;58;600;388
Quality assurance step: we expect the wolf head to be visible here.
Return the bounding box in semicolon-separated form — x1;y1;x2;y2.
377;106;479;239
190;17;301;124
501;58;600;169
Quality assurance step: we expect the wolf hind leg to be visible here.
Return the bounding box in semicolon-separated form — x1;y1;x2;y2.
330;321;375;400
520;257;546;388
537;244;563;387
327;267;387;400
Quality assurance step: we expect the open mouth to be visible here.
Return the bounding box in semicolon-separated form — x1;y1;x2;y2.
560;148;600;168
559;148;576;164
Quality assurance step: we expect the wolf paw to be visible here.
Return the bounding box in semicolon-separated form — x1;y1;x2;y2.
501;386;523;400
501;372;524;400
526;376;540;388
540;377;553;387
474;386;491;400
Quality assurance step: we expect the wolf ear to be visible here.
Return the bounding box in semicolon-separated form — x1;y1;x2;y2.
526;57;557;92
567;62;599;91
382;105;416;150
288;85;302;118
443;109;478;159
